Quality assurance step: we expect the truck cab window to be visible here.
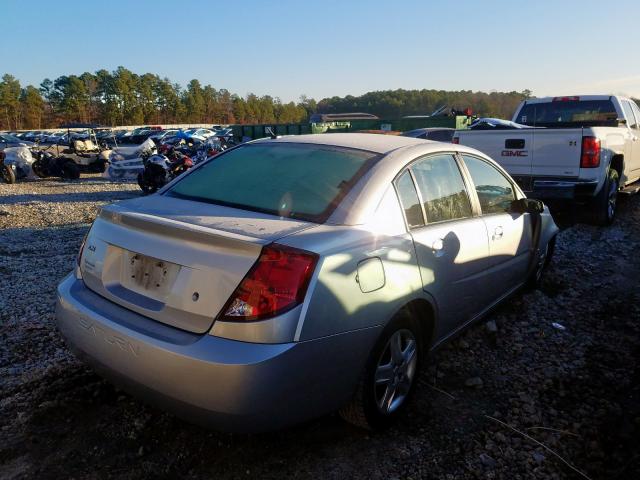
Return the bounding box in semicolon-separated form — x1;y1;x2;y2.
622;101;638;129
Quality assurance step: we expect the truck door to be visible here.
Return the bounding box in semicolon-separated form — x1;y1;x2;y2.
622;100;640;182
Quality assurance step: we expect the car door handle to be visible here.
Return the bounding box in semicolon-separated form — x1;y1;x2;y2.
493;226;504;239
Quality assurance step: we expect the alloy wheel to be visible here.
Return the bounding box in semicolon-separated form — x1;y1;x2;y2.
374;329;418;414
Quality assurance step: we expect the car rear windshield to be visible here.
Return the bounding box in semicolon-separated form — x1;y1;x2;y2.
515;99;618;127
166;142;380;223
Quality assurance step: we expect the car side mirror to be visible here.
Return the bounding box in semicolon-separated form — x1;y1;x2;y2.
510;198;544;215
616;118;627;126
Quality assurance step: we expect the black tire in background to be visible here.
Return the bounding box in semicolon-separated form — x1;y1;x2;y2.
1;165;16;184
590;168;619;226
339;310;423;430
90;158;107;173
31;159;49;178
60;161;80;180
137;172;157;195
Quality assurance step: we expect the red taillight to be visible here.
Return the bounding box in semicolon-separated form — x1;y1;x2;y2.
580;136;601;168
452;137;460;144
222;244;319;321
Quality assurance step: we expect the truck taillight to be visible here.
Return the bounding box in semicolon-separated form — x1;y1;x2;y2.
452;137;460;144
580;136;601;168
221;244;318;321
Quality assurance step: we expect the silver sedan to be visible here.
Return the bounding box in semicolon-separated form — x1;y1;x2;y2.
55;133;558;431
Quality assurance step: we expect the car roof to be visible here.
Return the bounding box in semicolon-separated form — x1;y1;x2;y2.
253;133;429;154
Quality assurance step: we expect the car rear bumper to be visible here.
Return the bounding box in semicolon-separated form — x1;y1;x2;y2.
55;274;380;432
512;176;599;200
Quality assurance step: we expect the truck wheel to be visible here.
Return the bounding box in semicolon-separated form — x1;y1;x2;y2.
339;310;422;430
590;169;619;226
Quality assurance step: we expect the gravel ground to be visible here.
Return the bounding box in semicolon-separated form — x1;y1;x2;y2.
0;176;639;480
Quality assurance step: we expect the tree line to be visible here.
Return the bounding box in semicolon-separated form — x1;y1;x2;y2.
0;68;314;130
316;89;534;119
6;67;625;131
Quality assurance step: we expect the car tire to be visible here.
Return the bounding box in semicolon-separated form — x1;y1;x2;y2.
137;172;157;195
91;159;107;173
339;310;422;430
61;161;80;180
31;159;48;178
525;235;555;290
590;169;619;226
1;164;16;184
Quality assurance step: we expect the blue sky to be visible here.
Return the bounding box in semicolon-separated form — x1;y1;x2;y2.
2;0;639;101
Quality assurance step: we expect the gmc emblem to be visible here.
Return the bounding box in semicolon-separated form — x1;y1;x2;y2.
501;150;528;157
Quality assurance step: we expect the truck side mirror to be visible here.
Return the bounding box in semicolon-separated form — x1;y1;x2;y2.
510;198;544;215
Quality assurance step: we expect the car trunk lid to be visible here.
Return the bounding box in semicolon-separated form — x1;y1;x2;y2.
79;196;313;334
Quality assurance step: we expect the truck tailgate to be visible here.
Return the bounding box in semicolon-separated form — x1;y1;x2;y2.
456;130;532;181
531;129;583;177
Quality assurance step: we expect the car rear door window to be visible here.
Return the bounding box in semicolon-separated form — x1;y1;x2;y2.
167;143;379;223
395;171;425;229
462;155;516;214
411;154;472;223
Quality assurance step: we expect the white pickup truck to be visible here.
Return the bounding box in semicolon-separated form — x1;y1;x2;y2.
453;95;640;224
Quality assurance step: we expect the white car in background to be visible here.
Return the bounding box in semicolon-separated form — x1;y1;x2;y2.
185;128;216;142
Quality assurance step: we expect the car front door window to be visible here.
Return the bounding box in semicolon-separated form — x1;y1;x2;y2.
461;154;531;300
462;155;516;214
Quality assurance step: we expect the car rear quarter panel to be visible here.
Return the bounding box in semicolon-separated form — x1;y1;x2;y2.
281;186;426;342
286;227;424;341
